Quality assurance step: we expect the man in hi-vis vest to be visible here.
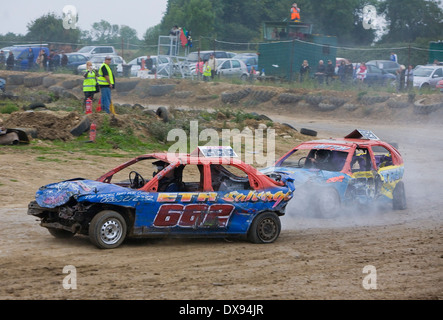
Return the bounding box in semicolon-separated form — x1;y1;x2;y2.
290;3;300;22
97;56;115;114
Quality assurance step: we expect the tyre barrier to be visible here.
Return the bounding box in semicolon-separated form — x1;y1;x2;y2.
413;98;443;115
149;84;176;97
359;95;390;105
24;76;44;88
277;93;304;104
305;95;325;106
317;103;339;111
249;90;276;103
7;74;25;85
387;100;410;109
221;88;251;104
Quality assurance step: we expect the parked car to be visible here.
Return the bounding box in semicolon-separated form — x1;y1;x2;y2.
412;65;443;90
436;79;443;92
27;147;293;249
233;53;258;73
1;45;49;70
355;63;396;86
261;129;406;218
128;55;171;77
187;50;232;63
77;55;126;76
76;46;117;59
58;53;88;74
366;60;401;75
216;58;249;80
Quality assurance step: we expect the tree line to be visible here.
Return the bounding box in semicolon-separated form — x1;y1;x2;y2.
1;0;442;51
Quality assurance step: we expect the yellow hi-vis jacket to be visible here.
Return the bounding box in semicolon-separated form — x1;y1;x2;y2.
83;70;97;92
97;63;114;86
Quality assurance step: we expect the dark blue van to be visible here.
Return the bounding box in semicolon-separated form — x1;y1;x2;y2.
1;45;49;70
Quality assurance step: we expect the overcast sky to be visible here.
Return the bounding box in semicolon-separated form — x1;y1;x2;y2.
0;0;168;39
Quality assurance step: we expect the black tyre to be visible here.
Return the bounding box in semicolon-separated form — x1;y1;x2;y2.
393;181;407;210
48;228;75;239
89;210;127;249
70;116;91;137
300;128;317;137
156;106;170;123
247;212;281;244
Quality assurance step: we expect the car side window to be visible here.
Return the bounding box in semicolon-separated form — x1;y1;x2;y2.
371;146;393;169
232;60;241;68
433;68;443;77
210;164;252;191
221;61;230;69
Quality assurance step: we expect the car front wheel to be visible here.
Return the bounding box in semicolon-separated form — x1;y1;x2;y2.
248;212;281;244
89;210;127;249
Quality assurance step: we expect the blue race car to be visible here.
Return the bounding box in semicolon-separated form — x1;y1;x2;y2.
28;148;292;249
261;130;406;218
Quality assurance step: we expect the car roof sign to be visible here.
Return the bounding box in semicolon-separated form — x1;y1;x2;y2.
345;129;380;140
191;146;238;158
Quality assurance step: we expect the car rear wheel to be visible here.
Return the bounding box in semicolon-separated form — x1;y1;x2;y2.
315;187;340;218
393;181;407;210
248;212;281;244
89;210;127;249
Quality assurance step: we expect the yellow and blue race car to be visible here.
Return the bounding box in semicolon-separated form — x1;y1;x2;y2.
261;129;406;218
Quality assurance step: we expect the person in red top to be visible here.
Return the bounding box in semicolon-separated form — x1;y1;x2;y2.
291;3;301;22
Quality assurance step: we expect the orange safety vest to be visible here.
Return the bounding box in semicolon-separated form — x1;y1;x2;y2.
291;7;300;21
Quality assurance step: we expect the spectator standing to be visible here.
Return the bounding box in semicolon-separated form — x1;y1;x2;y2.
279;28;287;39
405;64;414;90
299;59;310;82
196;57;204;80
52;51;61;70
83;61;98;107
145;55;154;74
337;60;346;83
0;50;5;69
27;48;34;70
356;62;367;82
208;54;217;79
97;56;115;114
396;65;406;92
325;60;335;84
315;60;326;84
203;60;211;81
6;51;14;70
390;52;398;63
61;51;68;68
344;60;354;82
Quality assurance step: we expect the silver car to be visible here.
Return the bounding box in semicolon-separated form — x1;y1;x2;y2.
217;58;249;80
77;55;126;76
413;65;443;89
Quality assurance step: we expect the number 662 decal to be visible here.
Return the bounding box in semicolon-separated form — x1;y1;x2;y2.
153;204;235;228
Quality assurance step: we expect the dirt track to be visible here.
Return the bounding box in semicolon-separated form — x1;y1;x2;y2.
1;106;442;300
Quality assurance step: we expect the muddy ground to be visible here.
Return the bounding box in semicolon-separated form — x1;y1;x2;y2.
0;73;442;301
